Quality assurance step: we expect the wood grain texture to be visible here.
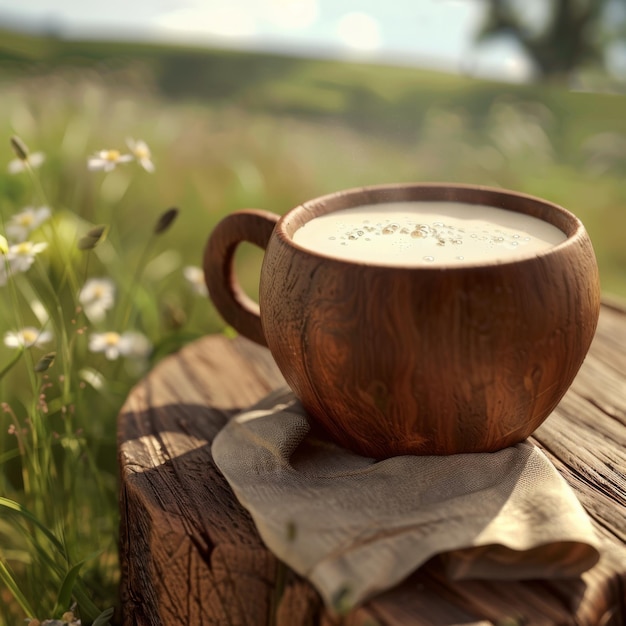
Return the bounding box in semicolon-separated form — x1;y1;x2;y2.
204;183;601;457
118;301;626;626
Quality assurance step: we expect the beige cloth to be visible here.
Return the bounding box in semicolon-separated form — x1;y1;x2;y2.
212;388;600;611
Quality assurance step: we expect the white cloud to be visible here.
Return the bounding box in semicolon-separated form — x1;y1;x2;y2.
154;5;257;39
152;0;319;41
267;0;318;30
335;12;382;53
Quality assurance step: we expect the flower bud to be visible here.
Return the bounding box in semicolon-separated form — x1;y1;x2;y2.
154;207;179;235
87;224;107;239
10;135;29;161
78;225;107;251
34;352;56;373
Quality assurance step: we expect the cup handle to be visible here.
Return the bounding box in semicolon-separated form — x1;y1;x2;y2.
203;209;280;347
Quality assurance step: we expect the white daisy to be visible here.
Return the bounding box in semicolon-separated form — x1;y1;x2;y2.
126;138;155;173
89;332;124;360
5;206;51;242
183;266;208;296
87;149;133;172
8;151;45;174
7;241;48;273
89;330;151;360
79;277;116;322
4;326;53;349
118;331;152;359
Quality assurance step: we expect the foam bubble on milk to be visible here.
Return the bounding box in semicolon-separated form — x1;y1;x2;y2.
292;201;567;266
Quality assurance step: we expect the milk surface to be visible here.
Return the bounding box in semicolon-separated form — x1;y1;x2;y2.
292;201;566;266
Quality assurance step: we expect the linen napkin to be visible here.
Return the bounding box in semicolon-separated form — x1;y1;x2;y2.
212;387;600;611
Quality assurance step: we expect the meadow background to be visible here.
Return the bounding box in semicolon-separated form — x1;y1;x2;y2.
0;24;625;625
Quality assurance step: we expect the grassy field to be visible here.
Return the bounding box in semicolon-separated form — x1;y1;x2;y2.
0;26;624;625
1;26;625;293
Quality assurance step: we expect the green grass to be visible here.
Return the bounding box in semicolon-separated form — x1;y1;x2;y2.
0;26;624;625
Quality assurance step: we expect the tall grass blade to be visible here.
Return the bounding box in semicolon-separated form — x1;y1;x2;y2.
92;606;114;626
53;560;84;617
1;497;105;620
57;550;107;622
0;496;66;556
0;558;36;618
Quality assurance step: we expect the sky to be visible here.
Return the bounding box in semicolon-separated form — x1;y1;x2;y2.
0;0;549;83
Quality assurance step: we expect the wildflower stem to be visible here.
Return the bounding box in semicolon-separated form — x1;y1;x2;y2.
2;260;40;416
56;301;73;404
118;235;156;330
7;270;58;525
0;252;45;482
0;348;24;381
25;162;81;295
26;162;48;209
4;403;30;459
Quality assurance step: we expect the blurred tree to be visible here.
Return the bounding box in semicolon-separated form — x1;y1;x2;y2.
475;0;626;80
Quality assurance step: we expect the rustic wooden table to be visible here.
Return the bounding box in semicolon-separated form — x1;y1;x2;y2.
117;299;626;626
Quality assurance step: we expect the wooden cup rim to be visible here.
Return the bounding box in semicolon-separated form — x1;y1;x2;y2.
277;183;586;269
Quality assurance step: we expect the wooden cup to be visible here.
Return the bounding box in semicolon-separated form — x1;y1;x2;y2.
203;183;601;458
